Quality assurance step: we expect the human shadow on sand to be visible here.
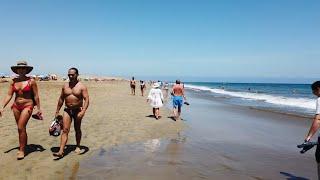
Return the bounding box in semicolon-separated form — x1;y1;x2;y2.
4;144;46;157
280;172;309;180
50;145;89;160
146;115;163;120
167;116;186;121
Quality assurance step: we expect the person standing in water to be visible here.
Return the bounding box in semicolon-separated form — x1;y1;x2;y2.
53;67;89;158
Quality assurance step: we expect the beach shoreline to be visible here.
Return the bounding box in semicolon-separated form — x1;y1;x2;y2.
0;80;185;179
75;89;317;179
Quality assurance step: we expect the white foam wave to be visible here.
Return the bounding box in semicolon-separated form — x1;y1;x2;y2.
185;84;315;110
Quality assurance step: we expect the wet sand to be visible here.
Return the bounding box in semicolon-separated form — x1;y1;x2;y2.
76;90;317;179
0;80;185;179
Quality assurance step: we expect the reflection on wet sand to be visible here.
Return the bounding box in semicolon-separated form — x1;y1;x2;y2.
76;133;256;180
144;139;161;153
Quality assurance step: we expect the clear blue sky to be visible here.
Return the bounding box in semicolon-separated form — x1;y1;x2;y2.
0;0;319;83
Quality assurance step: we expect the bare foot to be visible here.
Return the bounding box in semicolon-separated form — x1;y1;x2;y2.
17;151;25;160
74;147;81;154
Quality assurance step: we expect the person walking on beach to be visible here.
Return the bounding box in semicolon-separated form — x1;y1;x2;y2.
303;81;320;178
163;81;169;98
53;67;89;157
147;82;164;119
130;77;136;95
0;61;42;160
171;80;186;121
140;80;146;96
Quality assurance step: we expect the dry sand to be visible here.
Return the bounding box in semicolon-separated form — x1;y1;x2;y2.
0;80;185;179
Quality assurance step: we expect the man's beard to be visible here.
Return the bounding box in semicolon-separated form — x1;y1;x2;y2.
69;78;77;82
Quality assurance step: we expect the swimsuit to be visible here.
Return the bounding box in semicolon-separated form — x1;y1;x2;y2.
11;79;34;112
172;96;183;108
64;107;81;120
12;79;32;93
130;81;136;89
11;103;33;112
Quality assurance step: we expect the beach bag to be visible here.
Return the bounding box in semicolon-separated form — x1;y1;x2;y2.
49;115;63;137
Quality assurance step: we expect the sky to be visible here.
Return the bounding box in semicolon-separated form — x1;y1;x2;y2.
0;0;319;83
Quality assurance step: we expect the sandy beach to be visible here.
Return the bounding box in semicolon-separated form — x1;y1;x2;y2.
0;80;185;179
0;80;317;180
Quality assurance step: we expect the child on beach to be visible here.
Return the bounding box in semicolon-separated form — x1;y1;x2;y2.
304;81;320;178
0;61;42;160
147;83;164;119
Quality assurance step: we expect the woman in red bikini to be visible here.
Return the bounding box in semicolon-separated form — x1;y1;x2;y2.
0;61;42;160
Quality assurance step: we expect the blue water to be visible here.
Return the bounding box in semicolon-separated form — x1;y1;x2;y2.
183;82;316;117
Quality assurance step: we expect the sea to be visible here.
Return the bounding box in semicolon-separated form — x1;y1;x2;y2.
183;82;316;117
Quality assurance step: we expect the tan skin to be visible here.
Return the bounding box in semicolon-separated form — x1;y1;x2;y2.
54;69;89;157
140;81;146;96
130;77;136;95
171;83;186;120
0;68;42;159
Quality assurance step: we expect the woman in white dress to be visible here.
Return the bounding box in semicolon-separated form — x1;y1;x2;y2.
147;83;164;119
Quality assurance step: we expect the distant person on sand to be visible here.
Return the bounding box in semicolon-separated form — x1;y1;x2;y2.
303;81;320;178
171;80;186;121
147;83;164;120
140;80;146;96
0;61;42;160
130;77;136;95
53;67;89;158
163;81;169;98
158;80;163;88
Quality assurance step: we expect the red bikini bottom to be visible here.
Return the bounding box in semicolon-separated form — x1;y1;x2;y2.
11;103;33;112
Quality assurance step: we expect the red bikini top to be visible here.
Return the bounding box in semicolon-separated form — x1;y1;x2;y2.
12;79;32;94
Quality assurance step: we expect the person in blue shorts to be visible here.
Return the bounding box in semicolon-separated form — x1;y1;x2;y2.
171;80;186;121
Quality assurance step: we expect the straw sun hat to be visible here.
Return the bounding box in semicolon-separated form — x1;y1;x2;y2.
11;60;33;74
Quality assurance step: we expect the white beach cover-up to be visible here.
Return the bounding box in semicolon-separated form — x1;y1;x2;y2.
148;88;164;108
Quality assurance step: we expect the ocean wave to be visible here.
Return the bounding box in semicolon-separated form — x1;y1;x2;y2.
185;84;316;110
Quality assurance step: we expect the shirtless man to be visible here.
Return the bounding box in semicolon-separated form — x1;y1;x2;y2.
53;67;89;157
130;77;136;95
171;80;186;121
